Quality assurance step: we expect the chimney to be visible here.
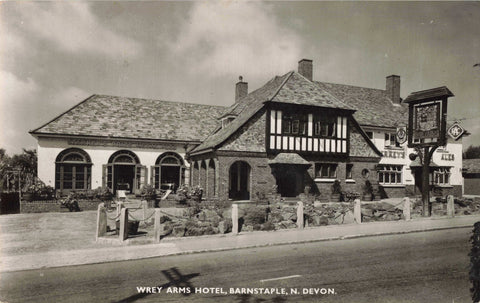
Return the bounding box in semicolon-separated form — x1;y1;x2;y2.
298;59;313;81
386;75;401;104
235;76;248;102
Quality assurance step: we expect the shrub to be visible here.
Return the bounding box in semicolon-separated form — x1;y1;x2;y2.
244;206;267;225
140;184;156;200
94;187;113;201
470;222;480;302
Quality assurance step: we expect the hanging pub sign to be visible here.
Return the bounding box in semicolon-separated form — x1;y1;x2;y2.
404;86;454;148
396;126;407;145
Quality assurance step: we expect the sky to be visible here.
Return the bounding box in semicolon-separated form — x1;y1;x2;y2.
0;1;479;155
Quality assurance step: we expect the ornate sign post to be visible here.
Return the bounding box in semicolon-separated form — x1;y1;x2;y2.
404;86;454;217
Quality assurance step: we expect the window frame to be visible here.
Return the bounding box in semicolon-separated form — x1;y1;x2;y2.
313;114;337;138
378;165;403;185
315;163;338;179
433;167;451;185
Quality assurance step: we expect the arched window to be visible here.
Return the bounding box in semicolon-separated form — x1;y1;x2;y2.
153;152;185;191
104;150;143;194
55;148;92;192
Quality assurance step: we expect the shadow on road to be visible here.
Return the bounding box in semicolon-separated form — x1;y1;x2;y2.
114;267;199;303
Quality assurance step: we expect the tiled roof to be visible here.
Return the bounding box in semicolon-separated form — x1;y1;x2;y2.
315;82;408;128
192;71;353;154
31;95;226;142
463;159;480;174
268;153;311;165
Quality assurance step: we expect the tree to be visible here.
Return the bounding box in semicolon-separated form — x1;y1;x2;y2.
464;145;480;159
0;148;37;192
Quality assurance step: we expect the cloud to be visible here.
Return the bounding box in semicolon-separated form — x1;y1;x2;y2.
0;69;90;154
10;2;142;58
0;70;40;153
169;1;303;80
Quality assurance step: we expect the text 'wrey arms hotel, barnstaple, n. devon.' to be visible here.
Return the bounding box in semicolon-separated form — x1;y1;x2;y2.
30;59;464;200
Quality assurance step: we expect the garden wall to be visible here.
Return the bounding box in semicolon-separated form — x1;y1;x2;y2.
20;199;103;213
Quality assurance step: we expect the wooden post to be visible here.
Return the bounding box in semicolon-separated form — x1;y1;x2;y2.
154;209;162;243
232;203;239;234
119;208;129;241
447;195;455;217
354;199;362;224
297;201;304;229
403;197;411;221
95;203;107;241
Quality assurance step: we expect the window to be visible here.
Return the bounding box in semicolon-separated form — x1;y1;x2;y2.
378;165;402;185
346;164;353;179
366;131;373;139
314;114;336;138
384;133;399;147
55;148;92;191
434;167;450;185
282;113;307;135
315;163;337;178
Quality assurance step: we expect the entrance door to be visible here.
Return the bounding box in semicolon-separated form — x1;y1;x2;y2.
114;164;135;193
276;166;304;197
161;166;181;191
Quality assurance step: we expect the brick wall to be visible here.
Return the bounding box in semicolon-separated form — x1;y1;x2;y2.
20;199;104;213
216;154;276;201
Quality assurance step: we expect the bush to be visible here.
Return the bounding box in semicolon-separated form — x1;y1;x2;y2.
470;222;480;302
140;184;157;200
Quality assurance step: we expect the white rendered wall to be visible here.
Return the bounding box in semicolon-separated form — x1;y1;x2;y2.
363;127;463;187
37;137;191;189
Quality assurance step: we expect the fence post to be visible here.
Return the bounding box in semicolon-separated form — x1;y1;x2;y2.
403;197;411;221
232;203;239;234
95;202;107;241
354;199;362;224
119;208;129;241
447;195;455;217
297;201;304;229
154;209;162;243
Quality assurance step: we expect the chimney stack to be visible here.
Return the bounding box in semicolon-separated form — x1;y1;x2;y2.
298;59;313;81
235;76;248;102
386;75;401;104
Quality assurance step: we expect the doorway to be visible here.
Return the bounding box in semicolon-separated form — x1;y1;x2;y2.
114;164;135;193
275;166;305;197
229;161;251;200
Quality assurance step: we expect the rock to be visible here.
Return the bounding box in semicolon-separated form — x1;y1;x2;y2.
384;213;400;221
172;225;185;237
342;210;355;224
218;220;232;234
361;208;374;217
222;209;232;220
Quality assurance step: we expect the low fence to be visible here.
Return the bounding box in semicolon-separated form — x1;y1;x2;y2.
96;195;464;242
20;199;104;213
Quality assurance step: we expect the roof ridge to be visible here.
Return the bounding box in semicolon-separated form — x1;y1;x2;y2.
316;80;387;92
94;94;227;109
30;94;97;134
266;71;295;102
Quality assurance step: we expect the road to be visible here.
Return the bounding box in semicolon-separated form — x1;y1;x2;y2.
0;228;473;303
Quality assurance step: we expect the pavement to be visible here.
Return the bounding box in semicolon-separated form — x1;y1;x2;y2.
1;212;479;273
